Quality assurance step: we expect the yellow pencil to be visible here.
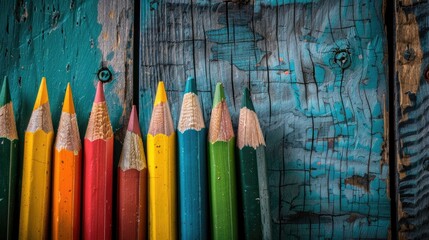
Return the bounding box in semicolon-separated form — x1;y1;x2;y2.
19;77;54;239
147;81;177;239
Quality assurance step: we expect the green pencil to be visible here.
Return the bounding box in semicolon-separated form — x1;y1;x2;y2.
208;83;238;240
237;88;272;240
0;77;18;240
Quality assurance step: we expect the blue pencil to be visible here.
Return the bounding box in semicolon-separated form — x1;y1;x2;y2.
178;77;208;239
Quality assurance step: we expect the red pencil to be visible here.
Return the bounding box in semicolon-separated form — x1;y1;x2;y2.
83;82;114;240
117;105;147;240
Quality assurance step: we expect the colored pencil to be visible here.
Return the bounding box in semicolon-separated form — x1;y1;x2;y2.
178;77;208;239
52;83;81;240
118;105;147;240
83;82;114;240
208;83;238;240
147;81;177;239
19;77;54;239
0;77;18;240
237;88;271;240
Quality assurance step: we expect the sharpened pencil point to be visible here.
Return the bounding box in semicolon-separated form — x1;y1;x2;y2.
241;88;255;111
0;76;11;107
128;105;141;137
154;81;167;105
184;77;197;94
33;77;49;110
62;83;76;114
213;83;225;108
94;81;106;103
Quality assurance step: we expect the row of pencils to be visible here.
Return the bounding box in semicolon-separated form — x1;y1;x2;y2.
0;76;271;240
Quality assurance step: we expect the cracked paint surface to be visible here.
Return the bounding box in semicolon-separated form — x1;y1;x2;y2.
140;0;389;239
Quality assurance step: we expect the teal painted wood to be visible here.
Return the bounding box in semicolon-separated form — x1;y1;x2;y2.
177;77;208;239
139;0;390;239
395;1;429;239
0;0;135;237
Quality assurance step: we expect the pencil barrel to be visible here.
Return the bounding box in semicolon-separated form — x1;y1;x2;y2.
117;168;147;240
52;149;81;240
238;146;263;240
147;133;177;240
178;129;208;239
82;138;113;240
209;139;238;240
0;138;18;240
19;130;54;240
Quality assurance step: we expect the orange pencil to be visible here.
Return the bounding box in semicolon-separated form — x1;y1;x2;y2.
117;105;147;240
52;84;81;240
83;82;114;239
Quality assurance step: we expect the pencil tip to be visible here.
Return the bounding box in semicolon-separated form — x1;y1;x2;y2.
128;105;141;136
33;77;49;110
154;81;167;105
184;77;197;94
62;83;76;114
94;81;105;103
241;88;255;111
0;76;11;107
212;82;225;108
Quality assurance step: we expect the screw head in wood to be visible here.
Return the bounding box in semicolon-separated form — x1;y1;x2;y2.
97;67;112;83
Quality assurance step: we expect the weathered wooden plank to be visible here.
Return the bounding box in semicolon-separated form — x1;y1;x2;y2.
395;1;429;239
0;0;134;237
140;0;390;239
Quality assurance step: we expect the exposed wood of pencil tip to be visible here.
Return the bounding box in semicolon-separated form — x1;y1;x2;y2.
55;112;81;152
237;107;265;149
27;77;53;133
0;102;18;140
148;102;174;136
148;82;174;136
55;84;81;151
26;102;54;133
85;101;113;141
119;131;146;171
178;92;205;133
208;100;234;143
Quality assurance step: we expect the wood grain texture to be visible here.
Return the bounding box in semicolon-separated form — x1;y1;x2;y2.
395;1;429;239
139;0;390;238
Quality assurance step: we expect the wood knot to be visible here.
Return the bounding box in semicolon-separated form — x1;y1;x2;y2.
333;49;351;69
403;47;416;62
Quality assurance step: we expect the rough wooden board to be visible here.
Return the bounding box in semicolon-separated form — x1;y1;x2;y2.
140;0;390;238
0;0;134;237
395;1;429;239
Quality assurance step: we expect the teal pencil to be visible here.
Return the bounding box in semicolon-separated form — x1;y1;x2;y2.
0;77;18;240
178;77;208;239
237;88;271;240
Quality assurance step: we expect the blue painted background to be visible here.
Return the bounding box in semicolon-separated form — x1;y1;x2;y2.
140;0;390;239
